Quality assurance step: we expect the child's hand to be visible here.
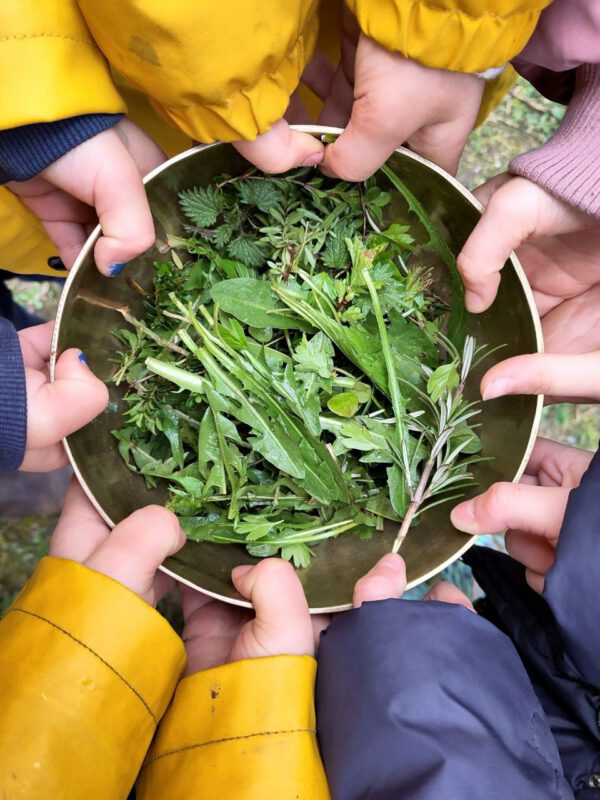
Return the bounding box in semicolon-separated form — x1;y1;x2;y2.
458;174;596;313
451;438;592;592
50;479;185;604
20;322;109;471
320;33;484;180
182;552;475;675
8;118;166;276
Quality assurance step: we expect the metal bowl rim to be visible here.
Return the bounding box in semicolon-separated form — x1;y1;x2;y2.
50;126;544;612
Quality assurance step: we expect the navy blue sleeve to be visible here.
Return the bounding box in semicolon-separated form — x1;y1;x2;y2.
316;598;573;800
0;318;26;470
544;448;600;688
0;114;122;183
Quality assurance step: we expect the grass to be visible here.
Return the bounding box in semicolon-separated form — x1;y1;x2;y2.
0;77;596;613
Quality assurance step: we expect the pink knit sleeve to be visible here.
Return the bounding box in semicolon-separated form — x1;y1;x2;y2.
509;63;600;218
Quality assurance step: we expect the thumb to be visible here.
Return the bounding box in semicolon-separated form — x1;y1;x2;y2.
233;119;324;173
353;553;406;607
230;559;314;658
458;176;591;312
43;126;158;276
84;505;185;604
481;351;600;403
26;349;109;449
423;580;475;611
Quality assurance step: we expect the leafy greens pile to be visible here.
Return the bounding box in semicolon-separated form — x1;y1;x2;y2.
112;165;490;568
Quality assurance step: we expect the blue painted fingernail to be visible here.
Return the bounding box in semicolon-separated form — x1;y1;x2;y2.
108;262;127;277
78;351;88;365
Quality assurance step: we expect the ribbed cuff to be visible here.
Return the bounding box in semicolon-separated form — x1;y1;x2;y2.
510;64;600;218
0;318;26;471
0;113;123;183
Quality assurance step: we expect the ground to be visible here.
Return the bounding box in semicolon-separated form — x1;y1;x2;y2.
1;77;598;613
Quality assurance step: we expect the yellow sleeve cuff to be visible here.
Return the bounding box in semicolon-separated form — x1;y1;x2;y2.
0;557;185;799
347;0;552;73
138;656;331;800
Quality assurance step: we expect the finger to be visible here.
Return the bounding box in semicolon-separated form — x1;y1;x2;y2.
85;505;185;602
353;553;406;608
19;443;68;473
526;568;545;594
18;321;54;369
525;437;593;488
406;114;476;177
458;177;592;313
451;482;569;540
26;349;109;449
505;530;556;574
231;558;314;657
233;119;324;173
43;127;157;276
423;581;475;611
43;219;90;270
49;478;110;562
481;352;600;403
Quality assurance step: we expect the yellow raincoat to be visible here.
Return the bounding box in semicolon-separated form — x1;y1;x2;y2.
0;557;329;799
0;0;550;277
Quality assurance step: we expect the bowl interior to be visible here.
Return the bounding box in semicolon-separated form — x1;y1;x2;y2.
55;140;541;612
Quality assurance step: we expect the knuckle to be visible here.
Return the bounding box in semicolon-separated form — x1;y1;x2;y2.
484;482;514;520
255;557;295;580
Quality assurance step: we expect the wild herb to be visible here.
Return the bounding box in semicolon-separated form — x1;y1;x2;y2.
111;167;491;567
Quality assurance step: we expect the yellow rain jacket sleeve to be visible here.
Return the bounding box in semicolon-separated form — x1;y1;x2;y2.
346;0;554;72
0;556;186;799
0;556;329;800
138;656;330;799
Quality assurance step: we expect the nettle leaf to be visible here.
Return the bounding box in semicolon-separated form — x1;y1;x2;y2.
227;236;266;268
322;233;350;269
179;185;224;227
237;179;284;212
427;361;460;403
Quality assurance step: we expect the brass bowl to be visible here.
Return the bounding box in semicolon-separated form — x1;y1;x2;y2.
51;126;543;613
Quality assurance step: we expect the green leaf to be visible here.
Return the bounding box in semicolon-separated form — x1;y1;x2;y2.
197;407;220;478
216;318;248;351
322;233;350;269
210;278;309;330
427;362;460;403
281;543;314;568
237;179;284;212
292;332;334;379
227;236;266;268
327;392;360;418
179;185;224;227
387;464;410;517
160;406;184;469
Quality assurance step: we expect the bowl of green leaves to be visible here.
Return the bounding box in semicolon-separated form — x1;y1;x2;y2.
52;127;542;612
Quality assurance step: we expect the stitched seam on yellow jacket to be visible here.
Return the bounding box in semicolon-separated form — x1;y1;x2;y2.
0;33;93;45
388;1;538;23
143;727;317;767
8;607;158;723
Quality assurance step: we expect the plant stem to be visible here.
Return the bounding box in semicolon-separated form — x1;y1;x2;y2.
391;456;435;553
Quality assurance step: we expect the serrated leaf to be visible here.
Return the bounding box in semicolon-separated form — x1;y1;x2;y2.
227;236;266;268
179;185;224;227
281;542;314;568
237;179;284;212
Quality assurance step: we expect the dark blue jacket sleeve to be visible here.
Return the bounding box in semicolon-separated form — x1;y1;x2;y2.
544;448;600;688
0;318;26;470
0;114;122;183
316;598;573;800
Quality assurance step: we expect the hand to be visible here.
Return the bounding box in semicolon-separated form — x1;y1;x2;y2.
451;437;592;592
320;33;484;180
50;480;185;605
8;118;166;275
457;174;597;313
20;321;109;471
182;552;474;676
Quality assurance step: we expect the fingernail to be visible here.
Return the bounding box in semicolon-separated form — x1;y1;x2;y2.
78;351;88;365
465;290;487;313
108;262;127;277
47;256;67;272
482;378;514;401
300;152;324;168
451;500;479;534
231;564;253;580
